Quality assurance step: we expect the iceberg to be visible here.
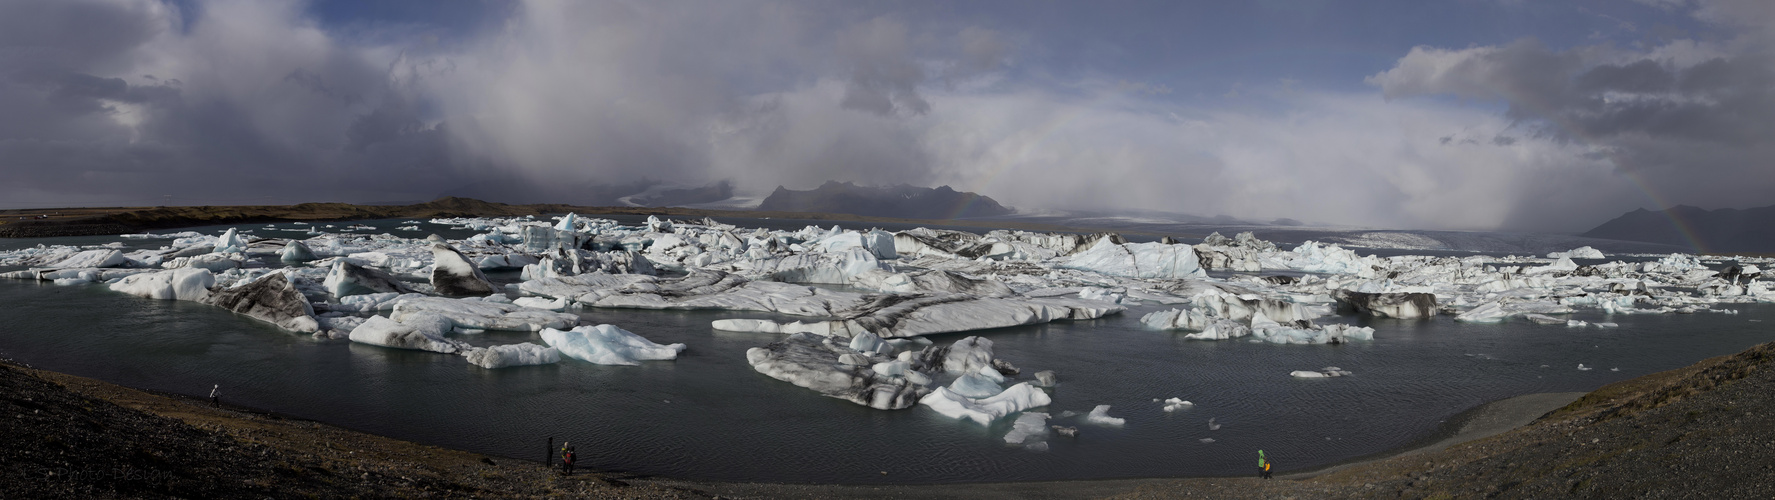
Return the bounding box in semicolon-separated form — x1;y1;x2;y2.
279;240;318;263
540;324;685;366
323;261;418;298
1333;290;1438;319
429;243;497;296
747;333;929;409
1058;238;1205;279
919;383;1052;426
390;296;579;332
203;273;320;333
1291;366;1353;378
1004;412;1051;449
462;343;562;369
1084;405;1125;426
348;313;464;353
554;212;579;232
723;295;1124;339
1547;246;1605;259
47;249;127;269
525;271;867;318
108;268;215;302
213;228;248;254
512;296;569;311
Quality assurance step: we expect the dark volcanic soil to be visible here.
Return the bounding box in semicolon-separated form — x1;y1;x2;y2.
0;360;704;499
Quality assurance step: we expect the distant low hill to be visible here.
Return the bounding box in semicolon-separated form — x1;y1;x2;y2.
1582;204;1775;253
756;181;1014;219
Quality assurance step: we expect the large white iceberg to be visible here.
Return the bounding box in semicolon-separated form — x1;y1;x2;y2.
108;268;215;302
1059;238;1205;279
919;383;1051;426
540;324;685;366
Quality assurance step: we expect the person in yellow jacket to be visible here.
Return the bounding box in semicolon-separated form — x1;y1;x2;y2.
561;442;577;476
1258;450;1272;479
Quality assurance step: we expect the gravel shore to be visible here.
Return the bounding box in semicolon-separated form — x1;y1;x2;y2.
6;340;1773;499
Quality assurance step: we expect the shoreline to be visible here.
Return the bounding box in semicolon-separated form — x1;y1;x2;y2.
1276;391;1585;480
3;353;1588;498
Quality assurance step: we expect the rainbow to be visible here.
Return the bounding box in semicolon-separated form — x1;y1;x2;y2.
941;50;1714;253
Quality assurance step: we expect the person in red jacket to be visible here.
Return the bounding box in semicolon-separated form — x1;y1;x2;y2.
561;442;576;476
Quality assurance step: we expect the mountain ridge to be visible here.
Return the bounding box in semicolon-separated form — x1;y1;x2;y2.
1582;203;1775;253
756;181;1014;219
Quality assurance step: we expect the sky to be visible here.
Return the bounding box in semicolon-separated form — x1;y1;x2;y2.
1;0;1771;232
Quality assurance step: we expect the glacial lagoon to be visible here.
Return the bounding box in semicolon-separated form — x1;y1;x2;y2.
1;217;1769;484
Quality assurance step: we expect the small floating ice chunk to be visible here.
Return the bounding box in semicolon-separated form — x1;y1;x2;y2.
1162;398;1193;412
540;324;686;366
213;228;248;254
280;240;317;263
1207;418;1220;431
1578;363;1593;371
1084;405;1124;426
1003;412;1050;449
1199;438;1215;443
512;296;569;311
554;212;579;231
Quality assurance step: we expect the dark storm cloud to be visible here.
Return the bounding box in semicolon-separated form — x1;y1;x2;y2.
837;17;932;116
0;0;489;207
1368;1;1775;231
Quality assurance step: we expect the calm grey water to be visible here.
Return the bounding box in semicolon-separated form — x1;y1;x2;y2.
1;219;1770;484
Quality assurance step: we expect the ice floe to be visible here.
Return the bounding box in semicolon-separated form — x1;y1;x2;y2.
541;324;685;366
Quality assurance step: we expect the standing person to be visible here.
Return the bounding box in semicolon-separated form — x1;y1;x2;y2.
561;442;576;476
209;385;220;408
1258;450;1272;479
